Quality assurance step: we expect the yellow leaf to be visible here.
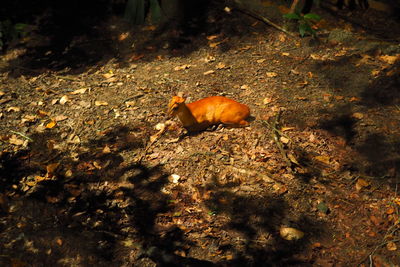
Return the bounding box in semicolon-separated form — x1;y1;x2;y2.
379;54;399;65
203;70;215;75
281;127;295;132
386;241;397;251
352;112;364;119
46;163;60;174
7;106;21;112
266;72;278;77
314;155;330;165
95;101;108;106
37;110;49;117
70;88;87;95
46;120;57;129
206;35;219;41
216;62;226;69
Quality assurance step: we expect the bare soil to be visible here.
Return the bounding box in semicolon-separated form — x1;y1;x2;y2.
0;3;400;266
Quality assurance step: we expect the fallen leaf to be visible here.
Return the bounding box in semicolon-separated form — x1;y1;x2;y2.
21;115;38;124
216;62;226;69
287;153;299;165
386;241;397;251
59;95;69;105
9;135;24;145
169;174;180;184
174;64;191;71
281;127;295;132
46;120;57;129
206;35;219;41
352;112;364;119
280;136;290;144
314;155;330;165
54;115;68;122
263;97;273;105
95;101;109;106
37;110;49;117
257;59;266;63
281;52;290;56
125;101;136;107
280;227;304;241
118;32;129;41
103;73;114;79
46;163;60;175
266;72;278;78
241;84;250;90
70;88;87;95
203;70;215;75
7;106;21;112
204;55;216;62
355;178;370;191
56;238;63;246
379;55;399;65
67;134;81;144
349;96;360;102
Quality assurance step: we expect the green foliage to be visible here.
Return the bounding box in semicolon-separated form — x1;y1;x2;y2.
284;12;321;37
0;20;28;51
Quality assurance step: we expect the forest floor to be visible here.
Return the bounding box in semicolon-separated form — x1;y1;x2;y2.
0;2;400;266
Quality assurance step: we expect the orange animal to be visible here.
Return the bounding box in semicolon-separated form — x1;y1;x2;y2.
167;96;250;132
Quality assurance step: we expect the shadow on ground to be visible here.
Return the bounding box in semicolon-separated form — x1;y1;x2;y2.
0;123;325;266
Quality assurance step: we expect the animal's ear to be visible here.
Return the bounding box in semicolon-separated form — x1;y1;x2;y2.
172;96;185;104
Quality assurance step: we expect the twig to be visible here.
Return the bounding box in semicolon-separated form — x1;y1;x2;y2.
263;112;293;170
234;6;296;37
10;130;33;142
136;123;168;163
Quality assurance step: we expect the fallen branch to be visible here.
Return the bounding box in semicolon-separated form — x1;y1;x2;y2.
234;6;296;37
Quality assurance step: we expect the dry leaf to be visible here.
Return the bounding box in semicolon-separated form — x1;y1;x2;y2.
386;241;397;251
281;52;290;56
355;178;370;191
59;95;69;105
203;70;215;75
37;110;49;117
169;174;181;184
206;35;219;41
314;155;330;165
216;62;226;69
46;163;60;175
125;101;136;107
21;115;38;124
9;135;24;145
379;55;399;65
54;115;68;122
266;72;278;77
103;73;114;79
7;106;20;112
241;84;250;90
70;88;87;95
118;32;129;41
204;55;216;62
95;101;108;106
103;145;111;154
174;65;191;71
281;127;295;132
257;59;266;63
280;227;304;241
280;136;290;144
352;112;364;119
0;91;5;97
287;153;299;165
263;97;273;105
56;238;63;246
46;120;57;129
67;134;81;144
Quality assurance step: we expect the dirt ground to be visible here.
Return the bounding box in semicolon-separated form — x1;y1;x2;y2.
1;2;400;266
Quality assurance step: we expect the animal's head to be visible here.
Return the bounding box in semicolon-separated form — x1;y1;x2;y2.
167;96;186;116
